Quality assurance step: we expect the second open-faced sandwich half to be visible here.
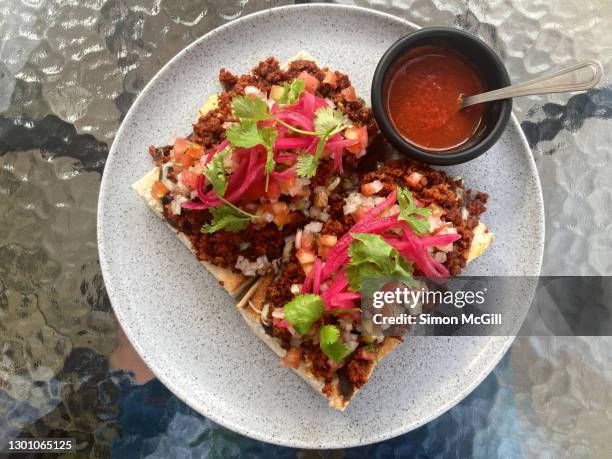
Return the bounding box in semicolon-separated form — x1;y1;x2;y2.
132;54;492;410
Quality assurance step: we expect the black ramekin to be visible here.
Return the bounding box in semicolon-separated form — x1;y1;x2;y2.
371;27;512;166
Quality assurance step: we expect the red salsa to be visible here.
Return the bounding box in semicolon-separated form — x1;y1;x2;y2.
386;46;486;151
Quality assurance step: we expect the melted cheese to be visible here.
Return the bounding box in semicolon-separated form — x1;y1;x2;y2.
198;93;219;118
468;222;493;262
131;167;162;214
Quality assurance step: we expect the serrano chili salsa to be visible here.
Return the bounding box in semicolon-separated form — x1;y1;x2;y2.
385;46;486;151
146;57;489;400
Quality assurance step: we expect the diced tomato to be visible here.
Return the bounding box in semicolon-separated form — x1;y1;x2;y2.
265;179;281;201
319;234;337;247
151;181;170;199
191;164;203;175
173;151;194;169
317;246;331;259
296;248;316;265
323;70;337;88
180;170;199;189
297;71;320;94
278;177;296;194
173;137;189;154
271;201;291;227
361;180;383;196
185;143;204;159
341;86;357;102
344;126;368;154
269;85;285;102
317;234;338;260
281;347;302;369
352;206;370;222
406;171;423;188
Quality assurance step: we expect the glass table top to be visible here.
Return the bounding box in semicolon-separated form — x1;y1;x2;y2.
1;1;610;457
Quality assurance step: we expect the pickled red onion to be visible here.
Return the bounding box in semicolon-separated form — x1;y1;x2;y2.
270;165;296;181
202;140;229;166
274;137;313;150
325;138;359;149
390;222;451;281
331;148;343;174
312;258;323;294
302;268;313;294
276;153;296;163
274;111;314;131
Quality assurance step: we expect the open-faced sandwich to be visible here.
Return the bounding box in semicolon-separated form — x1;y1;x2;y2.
133;54;492;409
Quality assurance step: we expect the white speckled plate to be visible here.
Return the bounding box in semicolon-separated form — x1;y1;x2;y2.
98;4;544;448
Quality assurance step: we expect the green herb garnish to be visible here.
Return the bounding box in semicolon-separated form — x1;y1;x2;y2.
345;233;418;292
226;121;278;190
397;187;432;234
295;107;351;178
200;200;262;234
229;97;352;180
278;80;305;105
203;146;231;197
296;153;319;178
231;96;271;123
319;325;351;363
261;127;278;191
283;294;324;335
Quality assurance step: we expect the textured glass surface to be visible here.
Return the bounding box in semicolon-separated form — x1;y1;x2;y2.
1;0;611;457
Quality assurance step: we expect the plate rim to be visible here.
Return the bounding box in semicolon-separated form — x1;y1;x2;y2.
97;3;545;448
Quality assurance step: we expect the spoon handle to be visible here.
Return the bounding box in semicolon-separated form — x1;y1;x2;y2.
461;60;603;108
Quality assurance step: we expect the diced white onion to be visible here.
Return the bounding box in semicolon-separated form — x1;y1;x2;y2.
327;176;341;191
235;255;270;276
304;221;323;234
343;192;385;215
170;196;188;215
434;251;448;263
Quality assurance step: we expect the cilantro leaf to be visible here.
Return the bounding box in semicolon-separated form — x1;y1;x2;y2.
397;187;432;235
314;107;345;134
292;107;350;178
319;325;351;363
260;126;278;190
226;120;262;148
296;153;319;178
201;204;251;233
203;147;230;197
345;233;418;292
389;254;415;280
283;294;324;335
346;262;383;292
278;80;305;105
348;233;395;271
231;96;271;122
314;135;328;158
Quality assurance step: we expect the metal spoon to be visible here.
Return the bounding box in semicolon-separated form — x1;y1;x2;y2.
460;60;603;109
